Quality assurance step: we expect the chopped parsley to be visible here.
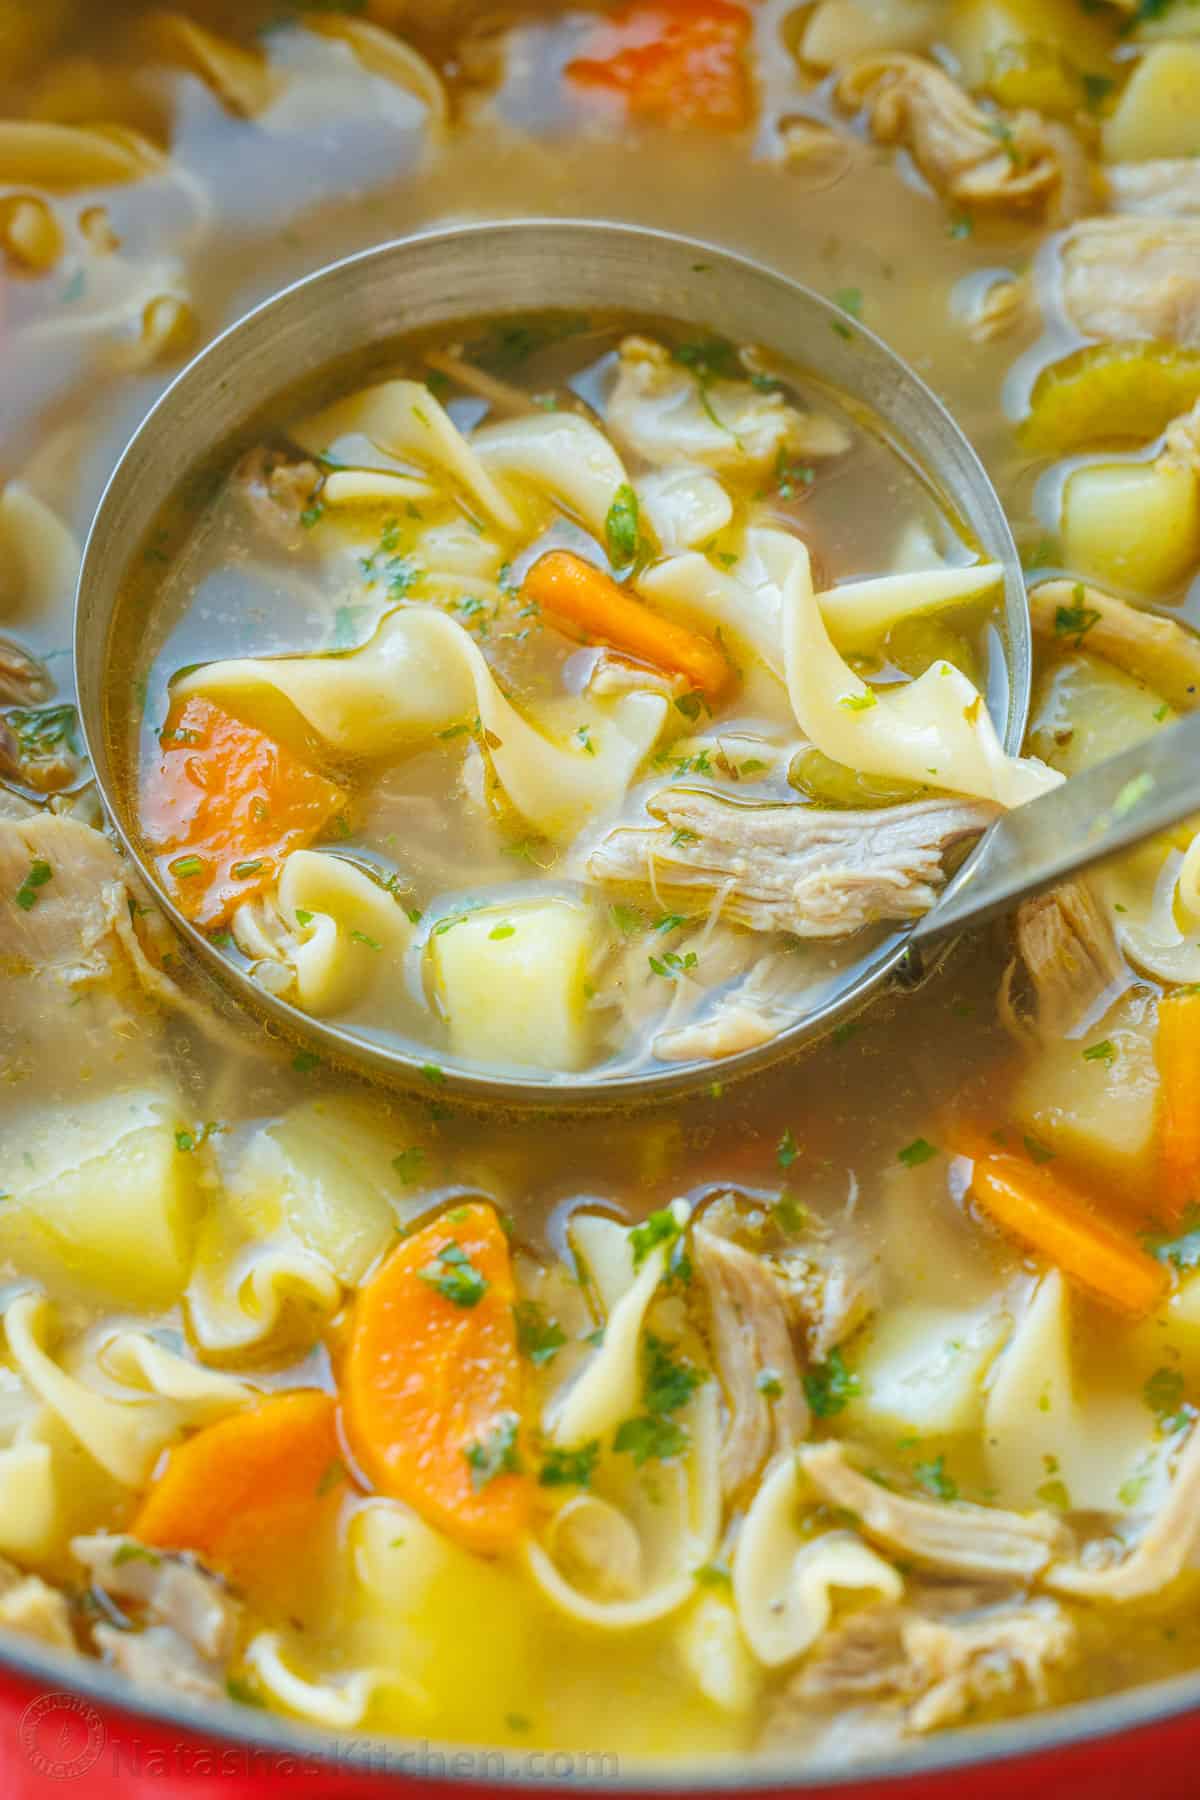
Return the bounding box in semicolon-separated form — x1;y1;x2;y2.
674;691;708;722
1054;596;1101;644
391;1148;426;1185
838;690;877;711
648;949;698;979
1082;1039;1116;1065
14;859;52;911
538;1440;600;1488
1144;1209;1200;1273
756;1368;784;1398
464;1412;522;1489
292;1050;321;1073
614;1333;703;1466
777;1127;799;1170
803;1348;861;1417
605;483;641;566
670;828;699;849
898;1137;937;1167
112;1541;162;1568
419;1239;488;1307
1023;1134;1056;1165
629;1205;692;1285
489;922;516;940
514;1299;567;1366
1145;1365;1192;1434
693;1561;732;1588
575;724;596;756
913;1454;958;1501
350;929;382;951
315;1457;347;1496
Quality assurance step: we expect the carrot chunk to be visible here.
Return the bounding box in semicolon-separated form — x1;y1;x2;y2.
951;1129;1168;1318
131;1391;343;1592
139;695;346;929
567;0;753;131
524;549;731;704
341;1202;530;1556
1157;990;1200;1229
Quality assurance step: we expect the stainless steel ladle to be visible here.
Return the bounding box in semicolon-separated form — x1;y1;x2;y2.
74;221;1195;1106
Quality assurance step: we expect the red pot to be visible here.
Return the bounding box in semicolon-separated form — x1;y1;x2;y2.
2;1634;1199;1800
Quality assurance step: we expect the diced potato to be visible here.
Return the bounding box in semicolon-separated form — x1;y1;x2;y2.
1022;344;1200;458
947;0;1116;86
348;1501;534;1739
432;898;598;1072
231;1096;427;1286
1028;654;1172;779
0;1091;198;1307
800;0;944;68
1010;989;1159;1199
1103;44;1200;164
844;1303;1011;1439
1062;458;1200;595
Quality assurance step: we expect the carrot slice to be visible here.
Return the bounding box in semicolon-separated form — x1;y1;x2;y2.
131;1391;343;1592
950;1129;1168;1318
567;0;753;131
341;1202;530;1555
524;549;731;704
1157;990;1200;1228
139;694;347;929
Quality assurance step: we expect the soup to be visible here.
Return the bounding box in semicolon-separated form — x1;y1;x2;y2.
118;312;1016;1078
2;0;1200;1775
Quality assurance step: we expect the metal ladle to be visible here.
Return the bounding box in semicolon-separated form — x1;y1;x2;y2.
73;222;1189;1105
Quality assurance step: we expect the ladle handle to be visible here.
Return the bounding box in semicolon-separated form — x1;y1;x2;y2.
912;709;1200;947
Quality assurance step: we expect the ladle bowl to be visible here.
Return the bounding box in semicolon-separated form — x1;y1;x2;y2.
75;219;1031;1104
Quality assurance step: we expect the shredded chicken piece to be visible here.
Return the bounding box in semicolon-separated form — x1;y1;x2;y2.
999;881;1125;1047
694;1227;808;1498
799;1442;1073;1581
786;1585;1076;1736
72;1535;241;1663
770;1240;881;1362
232;445;323;552
1030;580;1200;713
423;347;536;418
588;791;996;938
1047;1420;1200;1602
654;997;783;1063
1106;161;1200;220
1058;218;1200;347
964;276;1035;344
0;1558;73;1650
836;55;1082;218
586;649;689;704
0;638;50;706
93;1623;225;1702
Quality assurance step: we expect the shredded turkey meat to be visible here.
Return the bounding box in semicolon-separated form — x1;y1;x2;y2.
233;444;323;552
798;1442;1073;1582
588;791;996;938
999;881;1125;1047
694;1227;809;1498
1030;580;1200;714
776;1584;1077;1739
836;55;1085;219
92;1623;226;1702
770;1239;881;1362
1058;218;1200;347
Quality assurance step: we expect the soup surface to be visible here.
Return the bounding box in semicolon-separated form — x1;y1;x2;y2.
3;0;1200;1776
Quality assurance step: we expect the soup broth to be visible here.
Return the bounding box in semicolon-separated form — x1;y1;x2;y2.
2;0;1200;1776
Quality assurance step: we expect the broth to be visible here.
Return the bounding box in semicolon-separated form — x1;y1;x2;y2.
2;0;1200;1773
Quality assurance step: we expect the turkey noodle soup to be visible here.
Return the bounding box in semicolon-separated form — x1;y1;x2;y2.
5;0;1200;1777
123;318;1037;1078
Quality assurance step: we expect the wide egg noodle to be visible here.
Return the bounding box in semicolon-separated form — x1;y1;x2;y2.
775;533;1059;806
175;606;668;840
293;382;521;531
732;1453;903;1666
0;483;81;621
275;850;414;1018
472;411;630;538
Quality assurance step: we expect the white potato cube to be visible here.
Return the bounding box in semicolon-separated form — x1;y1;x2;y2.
432;899;598;1071
1062;458;1200;596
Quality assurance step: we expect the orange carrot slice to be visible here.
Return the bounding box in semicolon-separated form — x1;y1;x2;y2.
341;1202;530;1555
951;1129;1168;1318
131;1391;344;1592
139;695;346;929
567;0;753;131
1157;990;1200;1228
524;549;731;703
